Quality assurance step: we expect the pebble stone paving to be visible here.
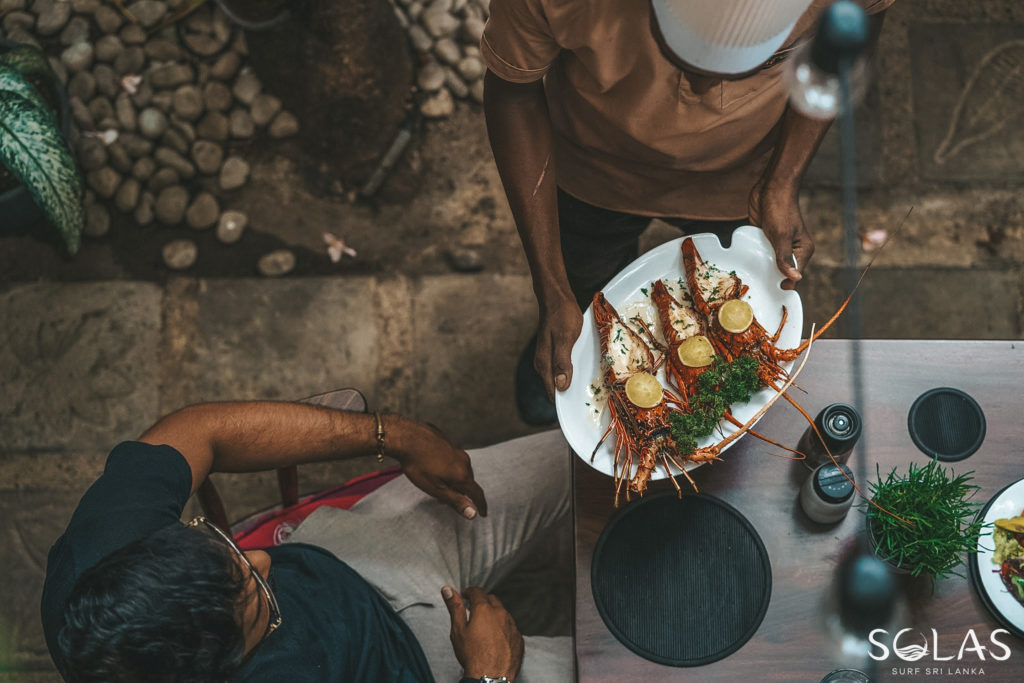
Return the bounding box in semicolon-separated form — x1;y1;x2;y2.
2;0;302;272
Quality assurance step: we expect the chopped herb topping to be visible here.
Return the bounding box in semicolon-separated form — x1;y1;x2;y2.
640;287;649;296
669;356;760;453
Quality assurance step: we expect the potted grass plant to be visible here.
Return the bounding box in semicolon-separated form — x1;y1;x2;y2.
865;459;985;579
0;41;83;253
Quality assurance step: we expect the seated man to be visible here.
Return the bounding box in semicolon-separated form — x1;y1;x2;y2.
41;401;571;682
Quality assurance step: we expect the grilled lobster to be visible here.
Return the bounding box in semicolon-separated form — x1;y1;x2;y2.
591;292;702;504
648;279;804;459
681;236;849;387
591;292;814;505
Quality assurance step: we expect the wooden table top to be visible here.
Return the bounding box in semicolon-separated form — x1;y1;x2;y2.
573;340;1024;681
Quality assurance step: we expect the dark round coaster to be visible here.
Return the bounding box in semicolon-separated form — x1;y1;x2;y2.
591;492;771;667
908;387;986;462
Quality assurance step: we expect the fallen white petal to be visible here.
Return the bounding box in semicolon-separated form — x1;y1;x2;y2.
323;232;357;261
860;229;889;253
121;74;142;94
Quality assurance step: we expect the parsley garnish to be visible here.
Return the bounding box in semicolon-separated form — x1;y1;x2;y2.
669;356;760;452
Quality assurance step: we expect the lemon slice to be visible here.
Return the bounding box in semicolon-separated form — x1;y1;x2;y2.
677;335;714;368
624;372;663;408
718;299;753;334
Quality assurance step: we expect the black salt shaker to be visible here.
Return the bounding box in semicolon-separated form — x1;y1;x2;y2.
797;403;862;469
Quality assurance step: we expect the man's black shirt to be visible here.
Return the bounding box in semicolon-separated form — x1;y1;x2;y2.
41;441;434;681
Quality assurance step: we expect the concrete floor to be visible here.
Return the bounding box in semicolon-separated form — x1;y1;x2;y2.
3;1;1024;680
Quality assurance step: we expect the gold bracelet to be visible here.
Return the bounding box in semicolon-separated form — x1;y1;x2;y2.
373;411;386;463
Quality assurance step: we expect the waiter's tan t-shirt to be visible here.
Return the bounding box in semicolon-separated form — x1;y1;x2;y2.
481;0;894;219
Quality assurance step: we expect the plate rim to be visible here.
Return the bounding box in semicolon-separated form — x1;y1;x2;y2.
969;476;1024;639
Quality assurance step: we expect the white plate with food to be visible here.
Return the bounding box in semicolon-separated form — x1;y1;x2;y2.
970;477;1024;638
555;225;803;482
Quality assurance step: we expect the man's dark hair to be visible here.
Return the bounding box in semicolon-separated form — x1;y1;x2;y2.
58;522;249;683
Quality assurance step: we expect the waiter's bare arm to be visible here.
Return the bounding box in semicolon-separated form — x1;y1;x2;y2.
749;10;888;288
484;69;583;399
748;105;831;288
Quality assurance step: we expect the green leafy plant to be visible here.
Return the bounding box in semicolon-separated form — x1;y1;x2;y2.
0;43;84;253
866;459;984;579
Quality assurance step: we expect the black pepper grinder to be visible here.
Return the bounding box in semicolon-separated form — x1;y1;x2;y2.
797;403;862;469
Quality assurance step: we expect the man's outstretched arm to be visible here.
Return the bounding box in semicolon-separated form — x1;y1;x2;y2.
139;402;487;518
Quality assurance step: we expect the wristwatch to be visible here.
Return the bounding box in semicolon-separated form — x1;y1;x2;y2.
459;677;510;683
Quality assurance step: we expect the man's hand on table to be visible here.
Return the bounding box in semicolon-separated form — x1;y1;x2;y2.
535;293;584;400
389;419;487;520
444;586;524;682
748;179;814;291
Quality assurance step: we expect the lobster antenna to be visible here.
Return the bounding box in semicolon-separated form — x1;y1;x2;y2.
716;324;817;451
791;205;915;355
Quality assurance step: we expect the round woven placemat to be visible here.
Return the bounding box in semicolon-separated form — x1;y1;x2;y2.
591;492;771;667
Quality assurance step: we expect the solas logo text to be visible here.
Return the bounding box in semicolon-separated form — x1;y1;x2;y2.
868;628;1012;663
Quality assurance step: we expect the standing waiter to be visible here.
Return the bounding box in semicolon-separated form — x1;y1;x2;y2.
480;0;892;424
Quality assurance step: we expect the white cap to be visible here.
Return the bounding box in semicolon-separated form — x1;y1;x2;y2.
651;0;814;75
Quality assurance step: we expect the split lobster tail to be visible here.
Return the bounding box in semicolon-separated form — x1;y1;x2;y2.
590;291;693;505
